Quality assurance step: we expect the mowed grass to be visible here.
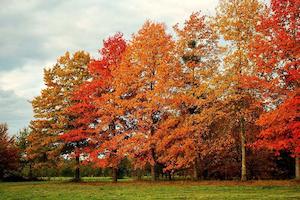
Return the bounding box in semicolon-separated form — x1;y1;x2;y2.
0;179;299;200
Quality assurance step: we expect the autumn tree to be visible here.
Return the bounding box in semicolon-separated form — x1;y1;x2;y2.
248;0;300;179
112;21;180;181
90;33;127;183
155;12;223;180
27;51;90;180
16;127;32;178
0;123;19;179
215;0;265;181
21;1;298;181
65;33;127;182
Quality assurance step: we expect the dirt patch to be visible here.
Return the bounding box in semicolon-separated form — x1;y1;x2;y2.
71;180;300;187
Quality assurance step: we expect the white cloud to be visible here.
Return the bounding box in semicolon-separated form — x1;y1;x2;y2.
0;90;33;135
0;60;50;99
0;0;219;99
0;0;220;134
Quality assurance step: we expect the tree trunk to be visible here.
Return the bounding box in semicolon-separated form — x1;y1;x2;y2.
74;155;80;181
137;168;142;180
151;164;157;181
224;162;228;180
193;158;199;181
112;168;118;182
295;157;300;180
29;163;33;180
0;169;3;180
150;145;158;181
240;117;247;181
168;172;172;181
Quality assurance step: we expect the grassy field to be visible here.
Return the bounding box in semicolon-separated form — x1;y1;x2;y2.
0;179;299;200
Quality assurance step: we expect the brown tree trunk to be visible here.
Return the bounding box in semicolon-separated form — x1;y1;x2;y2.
240;117;247;181
29;163;33;179
112;168;118;182
74;155;80;181
150;144;158;181
295;157;300;180
136;168;142;180
168;172;172;181
0;169;3;180
193;158;199;181
193;151;202;181
224;162;228;180
151;163;157;181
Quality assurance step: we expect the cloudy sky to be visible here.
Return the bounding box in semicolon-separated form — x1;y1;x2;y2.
1;0;270;135
0;0;220;135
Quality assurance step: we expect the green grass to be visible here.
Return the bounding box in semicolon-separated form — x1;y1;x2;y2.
0;179;299;200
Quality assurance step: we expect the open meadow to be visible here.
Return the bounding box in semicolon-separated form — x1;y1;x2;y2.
1;179;300;200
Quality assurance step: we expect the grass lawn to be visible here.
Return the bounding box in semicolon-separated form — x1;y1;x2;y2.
0;179;299;200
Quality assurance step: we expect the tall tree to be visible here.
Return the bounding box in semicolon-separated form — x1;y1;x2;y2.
27;51;90;180
90;33;127;183
0;123;19;179
16;127;32;178
156;12;222;180
216;0;264;181
65;33;127;182
248;0;300;179
112;21;180;181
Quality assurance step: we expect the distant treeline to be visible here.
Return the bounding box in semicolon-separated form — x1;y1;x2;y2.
0;0;299;182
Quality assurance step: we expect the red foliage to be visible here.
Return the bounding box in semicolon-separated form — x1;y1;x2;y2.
255;90;300;156
0;123;19;178
249;0;300;156
61;33;127;167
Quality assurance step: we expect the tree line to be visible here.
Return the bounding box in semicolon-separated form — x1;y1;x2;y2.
1;0;299;182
